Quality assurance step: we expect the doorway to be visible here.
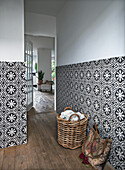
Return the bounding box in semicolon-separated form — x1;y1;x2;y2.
25;35;56;113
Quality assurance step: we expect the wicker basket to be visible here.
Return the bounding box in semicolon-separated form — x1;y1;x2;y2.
57;107;88;149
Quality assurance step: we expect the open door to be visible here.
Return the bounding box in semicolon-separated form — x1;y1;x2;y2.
25;40;33;111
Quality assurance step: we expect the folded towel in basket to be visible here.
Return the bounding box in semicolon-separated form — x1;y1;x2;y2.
60;110;85;121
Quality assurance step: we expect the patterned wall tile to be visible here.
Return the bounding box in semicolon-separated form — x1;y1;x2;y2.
56;56;125;170
0;62;27;148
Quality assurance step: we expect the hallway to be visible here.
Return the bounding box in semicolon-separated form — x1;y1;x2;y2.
0;94;113;170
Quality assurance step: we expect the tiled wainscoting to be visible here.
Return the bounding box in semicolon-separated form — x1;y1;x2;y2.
56;56;125;170
0;62;27;148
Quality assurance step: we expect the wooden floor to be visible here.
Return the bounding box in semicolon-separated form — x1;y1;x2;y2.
0;92;113;170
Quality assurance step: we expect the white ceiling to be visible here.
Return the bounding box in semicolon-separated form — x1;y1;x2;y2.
24;0;67;17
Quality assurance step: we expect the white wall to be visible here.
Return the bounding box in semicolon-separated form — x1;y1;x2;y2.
25;12;56;37
25;35;54;55
38;48;51;82
0;0;24;62
57;0;125;66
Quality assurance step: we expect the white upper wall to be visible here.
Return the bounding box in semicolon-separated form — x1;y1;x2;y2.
57;0;125;66
0;0;24;62
38;48;51;82
25;12;56;37
24;0;67;17
25;35;54;55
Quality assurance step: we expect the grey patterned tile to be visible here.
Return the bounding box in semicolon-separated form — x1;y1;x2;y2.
0;62;27;149
56;56;125;170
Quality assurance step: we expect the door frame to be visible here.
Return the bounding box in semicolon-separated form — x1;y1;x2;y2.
25;39;33;111
24;35;57;112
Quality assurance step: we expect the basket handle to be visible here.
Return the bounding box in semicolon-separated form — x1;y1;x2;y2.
68;114;80;125
64;107;73;112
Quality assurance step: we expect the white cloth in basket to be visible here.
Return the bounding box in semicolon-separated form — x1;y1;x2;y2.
60;110;85;121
